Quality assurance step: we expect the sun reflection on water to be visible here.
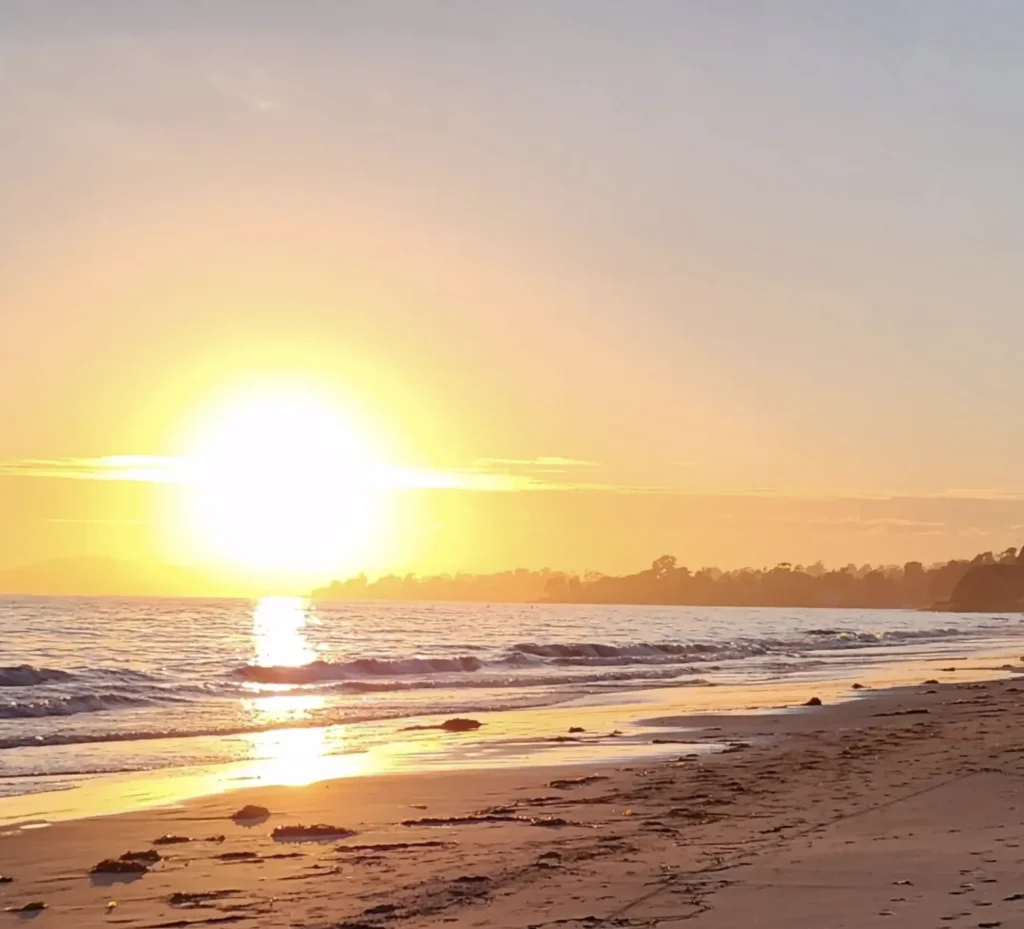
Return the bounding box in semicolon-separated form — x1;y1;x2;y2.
251;596;319;669
244;597;346;785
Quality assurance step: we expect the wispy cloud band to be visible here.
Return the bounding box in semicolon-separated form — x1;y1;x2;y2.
3;455;1024;504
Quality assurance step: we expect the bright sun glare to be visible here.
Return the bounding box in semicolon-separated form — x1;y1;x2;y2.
183;387;386;576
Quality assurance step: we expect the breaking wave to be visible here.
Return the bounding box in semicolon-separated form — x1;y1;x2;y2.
236;626;979;686
0;665;73;687
0;692;157;719
237;656;485;683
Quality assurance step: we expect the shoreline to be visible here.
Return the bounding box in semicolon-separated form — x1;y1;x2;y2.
3;644;1021;828
3;655;1024;925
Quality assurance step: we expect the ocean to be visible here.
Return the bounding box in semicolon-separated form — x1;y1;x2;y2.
2;596;1022;802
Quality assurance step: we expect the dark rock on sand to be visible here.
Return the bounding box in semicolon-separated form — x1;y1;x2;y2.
402;717;483;733
120;849;161;864
152;834;192;845
363;903;399;915
216;851;260;861
271;824;358;841
923;679;940;685
851;683;865;690
804;697;823;706
549;775;608;789
231;804;270;822
335;841;450;853
0;876;12;883
568;726;586;733
91;858;150;875
402;814;577;828
7;902;45;912
441;717;481;732
168;890;239;907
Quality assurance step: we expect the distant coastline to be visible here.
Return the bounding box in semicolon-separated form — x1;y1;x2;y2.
313;546;1024;612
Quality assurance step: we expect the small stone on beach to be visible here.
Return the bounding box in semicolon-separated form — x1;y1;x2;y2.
231;804;270;822
402;717;483;733
271;824;358;840
91;859;149;875
804;697;823;706
121;849;160;864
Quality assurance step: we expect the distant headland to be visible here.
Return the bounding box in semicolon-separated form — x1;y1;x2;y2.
313;546;1024;612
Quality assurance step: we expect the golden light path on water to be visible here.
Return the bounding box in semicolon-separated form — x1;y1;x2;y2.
238;597;384;786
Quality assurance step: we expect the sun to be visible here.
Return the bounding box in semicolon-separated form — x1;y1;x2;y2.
182;386;387;577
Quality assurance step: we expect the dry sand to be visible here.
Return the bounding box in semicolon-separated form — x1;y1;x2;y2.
4;672;1024;927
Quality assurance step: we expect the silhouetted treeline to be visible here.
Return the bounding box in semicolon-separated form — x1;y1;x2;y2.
312;546;1024;609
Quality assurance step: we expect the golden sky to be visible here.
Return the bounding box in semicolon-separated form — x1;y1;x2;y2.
3;3;1024;594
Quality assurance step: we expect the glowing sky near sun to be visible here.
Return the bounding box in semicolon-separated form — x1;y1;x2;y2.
3;2;1024;592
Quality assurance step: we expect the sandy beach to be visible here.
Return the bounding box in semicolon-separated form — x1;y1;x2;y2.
3;660;1024;928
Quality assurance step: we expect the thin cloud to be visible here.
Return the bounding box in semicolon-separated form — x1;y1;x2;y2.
0;456;183;482
474;457;599;470
4;455;1024;505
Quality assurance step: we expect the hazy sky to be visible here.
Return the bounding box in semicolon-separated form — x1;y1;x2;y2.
3;1;1024;591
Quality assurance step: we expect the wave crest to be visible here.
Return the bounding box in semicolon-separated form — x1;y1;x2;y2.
0;692;154;719
236;655;484;684
0;665;73;687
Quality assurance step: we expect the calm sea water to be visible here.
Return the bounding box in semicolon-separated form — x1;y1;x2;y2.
2;596;1022;798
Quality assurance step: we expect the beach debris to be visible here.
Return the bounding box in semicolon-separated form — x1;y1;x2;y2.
940;667;956;672
804;696;823;706
875;708;930;717
547;735;581;743
152;834;191;845
231;804;271;822
402;813;578;828
335;841;451;854
120;849;161;864
0;876;12;883
402;717;482;733
6;902;45;913
538;851;562;861
549;775;608;790
106;900;117;911
271;823;358;841
441;717;481;732
609;729;623;737
720;742;750;754
168;890;240;907
851;683;865;689
90;858;150;875
216;851;260;861
652;738;688;744
410;803;428;810
454;875;490;883
568;726;586;733
363;903;399;915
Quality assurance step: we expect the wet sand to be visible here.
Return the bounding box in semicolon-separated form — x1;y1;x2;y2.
4;670;1024;927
